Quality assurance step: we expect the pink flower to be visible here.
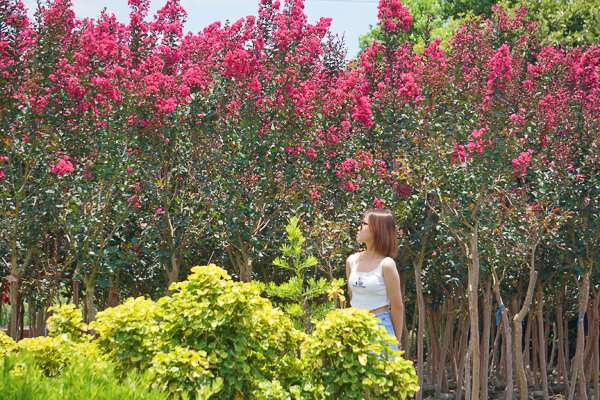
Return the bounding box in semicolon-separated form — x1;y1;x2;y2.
377;0;412;33
155;208;163;214
471;128;486;139
374;198;383;208
51;157;74;176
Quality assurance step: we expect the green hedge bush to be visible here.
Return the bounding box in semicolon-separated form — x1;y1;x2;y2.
0;351;167;400
1;265;419;399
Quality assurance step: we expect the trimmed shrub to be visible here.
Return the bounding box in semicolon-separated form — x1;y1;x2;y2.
91;297;161;373
0;331;16;358
2;266;418;399
301;308;419;399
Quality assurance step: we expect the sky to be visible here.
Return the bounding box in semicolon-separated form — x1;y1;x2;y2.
21;0;382;59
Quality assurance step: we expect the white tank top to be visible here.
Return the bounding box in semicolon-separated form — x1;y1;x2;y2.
348;253;392;311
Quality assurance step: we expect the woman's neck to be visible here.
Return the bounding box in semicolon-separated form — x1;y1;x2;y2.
362;245;383;260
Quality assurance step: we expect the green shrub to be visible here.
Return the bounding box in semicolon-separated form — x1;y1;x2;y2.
0;331;16;358
2;265;419;399
16;337;69;377
46;304;90;342
157;264;305;399
301;308;420;399
0;351;167;400
148;346;210;395
89;265;305;399
91;296;161;374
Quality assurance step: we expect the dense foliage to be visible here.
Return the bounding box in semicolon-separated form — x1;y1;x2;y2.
0;266;419;399
1;0;599;399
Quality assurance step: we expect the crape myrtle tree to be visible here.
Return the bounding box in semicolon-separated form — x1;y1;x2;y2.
191;0;353;282
0;0;80;338
350;2;600;399
121;0;219;295
3;3;600;398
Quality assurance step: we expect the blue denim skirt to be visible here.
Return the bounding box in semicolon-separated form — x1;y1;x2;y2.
374;310;399;354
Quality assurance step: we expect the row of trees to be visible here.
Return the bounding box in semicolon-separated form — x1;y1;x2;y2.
1;0;599;399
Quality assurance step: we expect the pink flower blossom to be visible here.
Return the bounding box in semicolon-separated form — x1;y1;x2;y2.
377;0;412;33
51;156;74;176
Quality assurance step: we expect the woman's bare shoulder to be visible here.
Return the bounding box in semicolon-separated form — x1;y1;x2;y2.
381;257;397;270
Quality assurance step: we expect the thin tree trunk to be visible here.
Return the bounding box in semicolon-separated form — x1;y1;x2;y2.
85;285;96;323
492;267;514;400
107;274;119;307
72;265;80;308
557;301;569;391
400;277;410;356
8;278;20;340
592;287;599;400
532;310;539;391
523;308;533;384
409;306;417;361
465;346;472;400
568;272;590;400
548;322;556;371
455;305;470;400
436;297;456;398
165;251;181;296
536;288;549;400
468;234;481;400
489;318;501;378
513;266;538;400
480;278;492;400
565;318;570;373
413;258;426;400
36;308;46;337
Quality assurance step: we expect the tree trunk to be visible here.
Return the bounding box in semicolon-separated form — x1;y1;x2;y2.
85;285;96;322
480;278;492;400
492;268;514;399
513;267;538;400
468;234;481;400
165;251;181;296
408;307;417;361
465;346;472;400
568;272;590;400
565;318;570;373
523;308;533;384
592;287;599;400
8;278;19;340
36;307;46;337
532;310;539;391
413;258;426;400
455;304;470;400
436;297;456;398
107;274;119;307
536;288;549;400
72;265;80;308
557;301;569;392
400;277;410;355
548;322;556;371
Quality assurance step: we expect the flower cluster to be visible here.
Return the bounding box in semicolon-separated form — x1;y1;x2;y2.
512;150;533;176
50;156;74;176
377;0;412;33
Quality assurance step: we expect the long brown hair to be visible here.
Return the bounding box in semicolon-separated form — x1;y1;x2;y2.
364;209;398;258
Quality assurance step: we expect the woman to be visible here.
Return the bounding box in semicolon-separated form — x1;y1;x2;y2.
346;208;404;354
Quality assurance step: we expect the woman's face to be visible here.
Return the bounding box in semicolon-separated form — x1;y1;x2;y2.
356;215;373;244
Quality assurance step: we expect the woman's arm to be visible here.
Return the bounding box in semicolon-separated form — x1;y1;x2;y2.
382;259;404;349
346;256;353;303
